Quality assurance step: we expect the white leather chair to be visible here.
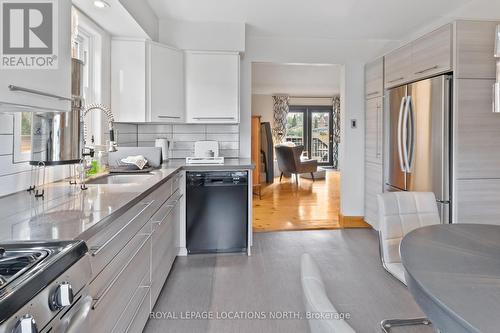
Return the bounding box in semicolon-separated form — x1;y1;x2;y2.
377;191;439;332
300;253;356;333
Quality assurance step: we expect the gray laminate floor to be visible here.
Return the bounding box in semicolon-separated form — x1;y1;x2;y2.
143;229;434;333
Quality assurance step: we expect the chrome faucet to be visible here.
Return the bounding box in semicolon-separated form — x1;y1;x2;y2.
82;104;117;153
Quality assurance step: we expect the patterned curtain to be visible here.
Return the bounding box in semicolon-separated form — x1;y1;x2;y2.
332;96;341;169
272;95;290;144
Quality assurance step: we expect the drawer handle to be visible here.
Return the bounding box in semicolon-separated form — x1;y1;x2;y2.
157;115;181;119
124;287;151;333
388;77;405;83
152;194;183;227
8;85;72;101
92;232;152;310
414;65;439;75
366;91;380;97
92;200;154;256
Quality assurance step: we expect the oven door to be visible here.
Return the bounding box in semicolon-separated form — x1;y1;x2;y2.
41;292;92;333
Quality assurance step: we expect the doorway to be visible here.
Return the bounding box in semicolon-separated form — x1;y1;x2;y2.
285;106;334;166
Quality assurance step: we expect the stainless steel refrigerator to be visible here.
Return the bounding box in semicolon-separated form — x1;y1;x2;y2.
386;75;452;223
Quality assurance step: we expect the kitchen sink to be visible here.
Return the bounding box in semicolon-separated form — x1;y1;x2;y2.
86;173;154;185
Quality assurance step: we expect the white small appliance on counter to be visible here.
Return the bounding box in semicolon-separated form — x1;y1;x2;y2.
186;140;224;164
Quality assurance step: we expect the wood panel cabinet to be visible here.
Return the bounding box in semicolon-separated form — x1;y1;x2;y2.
365;97;383;164
384;44;412;88
455;20;499;79
365;58;384;98
455;179;500;224
0;0;72;112
185;51;240;123
364;162;383;230
455;79;500;179
411;24;452;81
112;39;184;123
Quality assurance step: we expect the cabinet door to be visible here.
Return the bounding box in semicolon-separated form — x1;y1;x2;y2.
455;79;500;179
185;52;240;123
111;40;147;122
0;1;71;112
149;43;185;123
455;179;500;224
455;20;499;79
365;58;384;98
364;162;383;230
365;97;383;164
384;44;412;88
411;24;452;81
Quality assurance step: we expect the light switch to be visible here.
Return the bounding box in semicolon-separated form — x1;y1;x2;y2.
350;119;357;129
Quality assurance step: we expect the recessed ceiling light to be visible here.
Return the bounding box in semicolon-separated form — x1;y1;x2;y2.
94;0;110;8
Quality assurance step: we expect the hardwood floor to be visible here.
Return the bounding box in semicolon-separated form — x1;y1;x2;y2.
253;171;341;232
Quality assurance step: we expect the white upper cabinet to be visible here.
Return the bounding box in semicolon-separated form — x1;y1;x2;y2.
0;1;72;112
365;58;384;99
111;39;184;123
149;42;185;123
411;24;452;81
185;51;240;123
384;44;412;88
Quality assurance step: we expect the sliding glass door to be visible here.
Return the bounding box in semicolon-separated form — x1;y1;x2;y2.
285;106;333;166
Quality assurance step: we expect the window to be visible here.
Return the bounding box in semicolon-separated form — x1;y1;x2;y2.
13;112;32;162
287;106;333;166
285;111;305;146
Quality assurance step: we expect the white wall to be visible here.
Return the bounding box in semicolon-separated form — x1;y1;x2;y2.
119;0;159;41
240;36;399;217
251;94;274;125
159;19;245;51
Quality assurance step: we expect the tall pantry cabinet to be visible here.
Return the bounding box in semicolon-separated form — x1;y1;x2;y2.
364;58;384;230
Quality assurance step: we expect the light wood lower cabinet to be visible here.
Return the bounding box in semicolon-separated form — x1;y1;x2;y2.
455;179;500;224
364;162;383;230
88;172;183;333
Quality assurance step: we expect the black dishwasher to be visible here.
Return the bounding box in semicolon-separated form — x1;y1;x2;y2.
186;171;248;254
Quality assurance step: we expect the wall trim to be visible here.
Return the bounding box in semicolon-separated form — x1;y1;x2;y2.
339;214;371;228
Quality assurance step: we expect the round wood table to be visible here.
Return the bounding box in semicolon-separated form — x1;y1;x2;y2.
400;224;500;333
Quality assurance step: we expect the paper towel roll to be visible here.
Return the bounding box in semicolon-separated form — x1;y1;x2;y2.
155;138;170;161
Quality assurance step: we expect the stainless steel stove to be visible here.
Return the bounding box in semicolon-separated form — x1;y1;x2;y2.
0;241;91;333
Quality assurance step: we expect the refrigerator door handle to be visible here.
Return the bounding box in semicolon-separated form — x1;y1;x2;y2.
406;96;415;172
402;96;410;172
397;96;406;173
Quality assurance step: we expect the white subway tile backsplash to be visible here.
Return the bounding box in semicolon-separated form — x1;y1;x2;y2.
137;141;155;147
220;149;239;158
173;124;205;133
172;133;206;141
114;123;137;133
137;133;172;142
0;115;13;134
172;141;194;150
116;133;137;145
172;150;194;159
0;135;13;155
206;124;239;133
219;141;239;150
206;133;239;141
138;124;173;134
0;155;31;176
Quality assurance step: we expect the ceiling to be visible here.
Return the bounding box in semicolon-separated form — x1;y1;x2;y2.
147;0;479;40
252;63;341;96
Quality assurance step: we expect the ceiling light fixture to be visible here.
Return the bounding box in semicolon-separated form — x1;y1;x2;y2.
93;0;110;8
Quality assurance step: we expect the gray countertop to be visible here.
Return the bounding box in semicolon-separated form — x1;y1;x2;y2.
0;158;253;243
400;224;500;333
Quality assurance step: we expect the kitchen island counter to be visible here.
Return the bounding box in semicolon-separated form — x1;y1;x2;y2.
0;158;253;243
